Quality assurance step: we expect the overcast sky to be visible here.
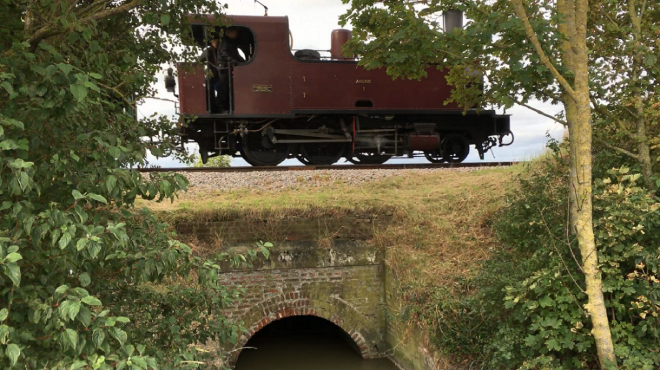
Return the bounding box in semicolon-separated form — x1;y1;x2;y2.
140;0;565;167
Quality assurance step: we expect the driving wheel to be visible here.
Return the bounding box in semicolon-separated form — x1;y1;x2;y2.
424;149;446;163
442;134;469;163
347;153;392;165
240;130;292;166
298;124;347;165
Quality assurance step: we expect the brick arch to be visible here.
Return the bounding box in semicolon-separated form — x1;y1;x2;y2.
227;293;375;366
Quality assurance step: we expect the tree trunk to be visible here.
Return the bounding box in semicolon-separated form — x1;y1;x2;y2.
571;1;617;366
629;0;655;191
555;0;617;367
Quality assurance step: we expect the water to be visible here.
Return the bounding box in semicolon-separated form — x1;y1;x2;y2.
235;316;398;370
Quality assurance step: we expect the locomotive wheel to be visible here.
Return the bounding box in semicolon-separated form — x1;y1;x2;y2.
442;135;470;163
347;153;392;165
295;151;313;165
299;141;347;165
297;122;348;165
424;150;446;163
240;132;292;166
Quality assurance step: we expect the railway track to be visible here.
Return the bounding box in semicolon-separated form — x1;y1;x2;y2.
137;161;519;173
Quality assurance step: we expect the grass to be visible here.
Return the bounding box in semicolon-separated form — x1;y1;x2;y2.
142;165;522;293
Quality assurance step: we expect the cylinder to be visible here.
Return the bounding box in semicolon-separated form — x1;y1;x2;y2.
444;10;464;33
331;29;353;60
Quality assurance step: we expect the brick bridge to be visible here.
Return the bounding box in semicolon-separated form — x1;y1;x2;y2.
178;216;437;369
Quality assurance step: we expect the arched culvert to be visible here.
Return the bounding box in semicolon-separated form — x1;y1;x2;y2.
234;315;370;369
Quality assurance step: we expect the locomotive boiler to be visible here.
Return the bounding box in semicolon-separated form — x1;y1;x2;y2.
166;13;514;166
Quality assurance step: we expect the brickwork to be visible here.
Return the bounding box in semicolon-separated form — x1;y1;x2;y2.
178;219;431;370
219;265;388;366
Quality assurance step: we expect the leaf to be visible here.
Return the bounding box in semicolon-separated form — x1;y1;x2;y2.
1;81;14;95
18;172;30;192
260;246;270;259
72;190;85;200
538;295;553;307
115;317;130;323
0;308;7;321
79;272;91;287
88;193;107;204
55;284;70;295
3;264;21;286
6;343;20;366
106;175;117;192
68;300;81;321
82;296;102;306
70;360;87;370
108;327;127;345
545;338;560;351
77;306;91;327
131;357;148;368
89;72;102;79
59;232;72;250
5;252;22;263
92;329;105;348
69;84;88;102
0;325;9;344
28;307;41;324
57;63;74;76
76;238;88;251
160;14;171;26
65;328;78;349
643;54;657;67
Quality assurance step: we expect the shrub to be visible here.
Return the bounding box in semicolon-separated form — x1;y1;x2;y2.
426;145;660;369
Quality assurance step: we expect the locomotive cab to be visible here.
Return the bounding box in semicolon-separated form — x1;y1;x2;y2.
169;14;514;166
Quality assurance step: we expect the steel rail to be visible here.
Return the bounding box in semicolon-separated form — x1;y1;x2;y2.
136;162;520;173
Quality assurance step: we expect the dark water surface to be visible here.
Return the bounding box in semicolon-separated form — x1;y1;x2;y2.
234;316;398;370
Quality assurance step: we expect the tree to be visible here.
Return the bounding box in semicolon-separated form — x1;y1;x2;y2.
338;0;660;367
0;0;253;367
588;1;660;192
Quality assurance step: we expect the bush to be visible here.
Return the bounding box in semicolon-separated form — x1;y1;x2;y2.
425;145;660;369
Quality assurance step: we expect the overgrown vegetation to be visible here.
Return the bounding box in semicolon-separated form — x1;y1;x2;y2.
147;168;514;290
0;0;270;368
411;143;660;370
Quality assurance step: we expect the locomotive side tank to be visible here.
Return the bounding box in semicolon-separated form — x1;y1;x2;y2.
170;14;514;166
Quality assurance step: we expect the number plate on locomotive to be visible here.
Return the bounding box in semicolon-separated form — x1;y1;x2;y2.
253;84;273;93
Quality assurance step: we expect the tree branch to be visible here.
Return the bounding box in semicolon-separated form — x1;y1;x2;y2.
511;0;579;102
596;137;639;159
25;0;142;50
510;96;567;125
590;95;630;132
98;82;135;107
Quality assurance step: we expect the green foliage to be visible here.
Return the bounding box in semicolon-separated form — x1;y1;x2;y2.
416;147;660;369
194;154;231;168
0;0;263;368
340;0;567;110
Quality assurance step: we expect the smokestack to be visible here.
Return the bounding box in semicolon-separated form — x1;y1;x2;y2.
443;10;463;33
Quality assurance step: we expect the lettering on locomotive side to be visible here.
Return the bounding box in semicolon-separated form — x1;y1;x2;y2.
355;79;372;84
253;84;273;93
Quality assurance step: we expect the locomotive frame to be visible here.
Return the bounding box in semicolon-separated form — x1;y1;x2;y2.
167;14;514;166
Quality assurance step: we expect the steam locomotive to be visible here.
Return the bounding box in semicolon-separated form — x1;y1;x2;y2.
165;13;513;166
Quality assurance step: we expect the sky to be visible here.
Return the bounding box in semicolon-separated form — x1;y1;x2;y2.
139;0;565;167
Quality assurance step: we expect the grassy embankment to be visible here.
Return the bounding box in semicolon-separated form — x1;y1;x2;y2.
145;166;519;303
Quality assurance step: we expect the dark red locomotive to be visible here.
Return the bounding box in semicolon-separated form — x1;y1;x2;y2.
166;14;513;166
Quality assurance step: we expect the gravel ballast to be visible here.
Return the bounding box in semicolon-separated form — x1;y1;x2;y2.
178;167;481;194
